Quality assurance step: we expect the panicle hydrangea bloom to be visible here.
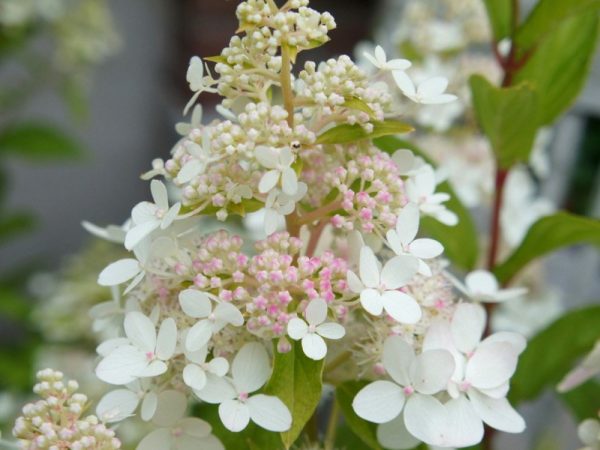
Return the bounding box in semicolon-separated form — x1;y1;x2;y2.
12;369;121;450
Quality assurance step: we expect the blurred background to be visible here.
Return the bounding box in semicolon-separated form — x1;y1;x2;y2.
0;0;598;449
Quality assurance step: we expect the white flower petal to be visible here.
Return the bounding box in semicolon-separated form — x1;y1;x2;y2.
141;392;158;421
214;302;244;326
421;93;458;105
247;394;292;432
301;333;328;360
451;303;486;354
387;58;411;71
396;203;419;244
392;149;416;175
180;417;212;438
96;389;139;423
352;380;405;424
232;342;271;393
382;291;422;324
403;394;449;446
177;160;204;184
98;259;140;286
316;322;345;340
381;255;419;289
281;167;298;196
465;270;499;296
255;146;279;169
418;77;448;98
183;364;208;391
482;331;527;354
259;170;280;194
179;289;212;318
287;318;308;340
409;238;443;259
305;298;327;325
392;71;416;97
219;399;250;432
186;320;213;352
468;389;525;433
376;414;421;450
359;246;380;288
96;346;147;385
156;318;177;360
346;270;364;293
161;203;181;229
466;341;519;389
208;357;229;377
124;311;156;353
374;45;386;65
411;350;455;395
137;360;167;378
444;395;485;447
360;289;384;316
386;230;404;255
125;220;159;250
152;390;188;427
382;335;415;386
578;419;600;446
137;428;171;450
194;374;236;404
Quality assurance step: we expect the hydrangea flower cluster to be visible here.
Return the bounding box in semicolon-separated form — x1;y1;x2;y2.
23;1;530;448
12;369;121;450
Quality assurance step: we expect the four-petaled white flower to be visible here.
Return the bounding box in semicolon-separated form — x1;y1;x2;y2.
405;165;458;226
363;45;411;72
125;180;181;250
393;71;457;104
138;390;224;450
256;146;298;196
353;335;456;448
347;246;422;324
179;289;244;352
386;202;444;276
96;379;159;423
423;303;526;442
96;311;177;385
264;182;308;235
195;343;292;433
287;298;346;360
183;345;229;391
176;130;214;184
184;56;216;115
391;149;427;177
455;270;527;303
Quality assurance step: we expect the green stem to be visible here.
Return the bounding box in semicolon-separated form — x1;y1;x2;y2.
324;398;340;450
280;44;295;128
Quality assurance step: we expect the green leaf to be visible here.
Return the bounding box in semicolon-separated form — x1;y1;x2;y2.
482;0;513;40
264;341;324;449
336;381;383;450
469;74;538;169
343;97;376;119
316;120;413;145
0;122;84;161
513;13;599;126
560;380;600;422
374;136;479;270
0;211;36;244
509;305;600;404
516;0;600;51
494;212;600;284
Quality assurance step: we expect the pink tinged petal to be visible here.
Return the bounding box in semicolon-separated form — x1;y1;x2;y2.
382;291;422;324
411;349;455;395
392;70;416;97
381;255;419;288
281;167;298;196
150;180;169;210
396;203;420;244
302;333;328;360
360;289;384;316
255;146;279;169
96;389;140;423
247;394;292;432
346;270;364;293
468;389;525;433
466;341;519;389
161;203;181;229
153;390;188;427
125;220;159;250
214;302;244;327
232;342;271;393
359;246;380;288
141;392;158;421
219;399;250;432
183;364;208;391
179;289;212;318
305;298;328;325
382;335;415;386
418;77;448;98
445;395;485;447
124;311;157;353
558;366;598;393
465;270;498;296
482;331;527;355
156;318;177;360
316;322;345;340
186;320;213;352
194;374;236;404
98;259;140;286
207;357;229;377
259;170;280;194
137;360;167;378
287;318;309;340
376;414;421;450
179;417;212;438
95;346;147;385
386;230;404;255
451;303;486;354
352;380;406;424
409;238;443;259
137;428;172;450
177;160;204;184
